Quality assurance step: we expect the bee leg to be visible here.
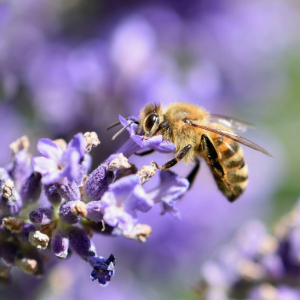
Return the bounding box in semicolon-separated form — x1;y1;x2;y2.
186;158;200;190
160;144;192;170
134;149;155;156
201;134;234;191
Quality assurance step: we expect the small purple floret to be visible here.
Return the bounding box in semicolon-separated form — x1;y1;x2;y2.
101;175;153;231
32;133;86;185
148;170;190;218
89;254;116;286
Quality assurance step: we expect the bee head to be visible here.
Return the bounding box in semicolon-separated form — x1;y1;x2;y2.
143;112;159;136
139;103;162;136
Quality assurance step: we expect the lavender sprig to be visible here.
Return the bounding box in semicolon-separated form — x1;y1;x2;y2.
197;199;300;299
0;126;190;287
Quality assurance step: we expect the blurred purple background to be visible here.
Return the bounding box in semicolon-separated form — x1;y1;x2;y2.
0;0;299;299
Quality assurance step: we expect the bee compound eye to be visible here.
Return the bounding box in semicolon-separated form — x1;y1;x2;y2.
144;113;158;133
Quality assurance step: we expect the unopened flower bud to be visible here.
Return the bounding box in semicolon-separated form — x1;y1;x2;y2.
51;230;69;259
0;180;22;216
59;202;81;224
84;165;114;202
44;184;62;205
20;172;42;205
56;179;80;202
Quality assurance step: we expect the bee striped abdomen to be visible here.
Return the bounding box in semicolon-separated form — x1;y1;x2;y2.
212;136;248;202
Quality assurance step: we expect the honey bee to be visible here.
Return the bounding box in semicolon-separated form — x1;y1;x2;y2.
111;102;273;202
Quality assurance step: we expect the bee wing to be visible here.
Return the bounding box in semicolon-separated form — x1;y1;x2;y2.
209;114;254;132
190;122;273;157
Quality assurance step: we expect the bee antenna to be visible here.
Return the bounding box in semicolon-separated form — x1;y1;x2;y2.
111;121;135;141
107;121;121;130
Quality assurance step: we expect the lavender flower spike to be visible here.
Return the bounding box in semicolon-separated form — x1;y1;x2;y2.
101;175;153;232
32;133;86;185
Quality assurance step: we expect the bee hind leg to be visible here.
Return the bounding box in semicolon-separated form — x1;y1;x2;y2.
186;158;200;190
134;149;155;156
158;144;192;170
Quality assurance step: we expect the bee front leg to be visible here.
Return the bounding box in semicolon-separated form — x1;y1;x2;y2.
157;144;192;170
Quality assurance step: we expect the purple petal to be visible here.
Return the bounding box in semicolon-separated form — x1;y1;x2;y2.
102;206;120;227
89;254;116;286
103;205;137;232
118;210;137;232
40;170;62;185
100;192;116;208
131;135;175;153
161;202;182;219
82;154;92;175
119;115;138;137
151;139;176;153
66;133;86;158
37;139;63;162
109;175;140;204
32;157;60;185
109;139;141;160
148;170;189;210
60;149;81;182
126;184;153;213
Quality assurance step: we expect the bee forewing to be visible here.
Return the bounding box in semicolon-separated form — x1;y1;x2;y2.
190;122;273;157
209;114;254;132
